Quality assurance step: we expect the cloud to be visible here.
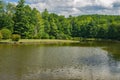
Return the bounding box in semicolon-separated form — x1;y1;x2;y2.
7;0;120;16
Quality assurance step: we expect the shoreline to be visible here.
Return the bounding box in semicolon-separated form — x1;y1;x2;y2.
0;39;119;45
0;39;80;44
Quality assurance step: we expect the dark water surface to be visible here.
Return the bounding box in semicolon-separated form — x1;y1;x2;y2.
0;41;120;80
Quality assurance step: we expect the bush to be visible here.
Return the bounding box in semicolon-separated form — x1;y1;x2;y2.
0;32;3;40
41;33;49;39
72;37;81;41
12;34;21;42
33;35;39;39
1;28;11;39
49;36;55;39
56;33;71;40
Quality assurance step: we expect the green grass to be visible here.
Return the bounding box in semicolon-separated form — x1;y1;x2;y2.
0;39;79;44
19;39;79;43
0;39;11;42
0;38;119;44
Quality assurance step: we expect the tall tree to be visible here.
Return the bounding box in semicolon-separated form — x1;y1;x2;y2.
6;3;16;16
0;0;4;13
31;8;44;38
42;9;49;20
0;2;14;31
13;0;28;38
0;0;4;29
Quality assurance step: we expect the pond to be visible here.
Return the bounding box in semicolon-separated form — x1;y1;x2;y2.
0;41;120;80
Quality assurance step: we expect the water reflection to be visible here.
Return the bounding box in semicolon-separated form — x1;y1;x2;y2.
0;41;120;80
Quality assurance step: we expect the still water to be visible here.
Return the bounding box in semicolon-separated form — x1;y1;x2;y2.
0;41;120;80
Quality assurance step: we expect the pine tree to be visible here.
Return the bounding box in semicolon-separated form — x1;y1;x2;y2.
13;0;28;38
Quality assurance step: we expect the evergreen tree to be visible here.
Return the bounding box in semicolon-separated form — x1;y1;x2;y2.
13;0;28;38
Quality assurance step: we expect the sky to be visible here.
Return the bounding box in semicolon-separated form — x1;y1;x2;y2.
6;0;120;16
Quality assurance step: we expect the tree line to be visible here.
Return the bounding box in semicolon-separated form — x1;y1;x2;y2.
0;0;120;40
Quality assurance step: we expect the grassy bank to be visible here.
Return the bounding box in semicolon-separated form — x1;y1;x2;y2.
0;39;80;44
0;38;119;44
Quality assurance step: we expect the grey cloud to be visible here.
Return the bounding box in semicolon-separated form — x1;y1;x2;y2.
113;2;120;8
26;0;120;16
79;5;107;12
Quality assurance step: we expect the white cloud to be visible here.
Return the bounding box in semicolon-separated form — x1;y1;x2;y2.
10;0;120;16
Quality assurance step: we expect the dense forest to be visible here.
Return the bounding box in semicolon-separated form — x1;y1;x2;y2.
0;0;120;40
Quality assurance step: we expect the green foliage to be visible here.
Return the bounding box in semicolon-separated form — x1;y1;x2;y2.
0;0;4;13
0;31;3;40
31;8;44;38
0;1;14;32
56;32;71;40
49;36;55;39
1;0;120;41
12;34;21;41
0;28;11;39
41;33;49;39
33;35;39;39
13;0;28;38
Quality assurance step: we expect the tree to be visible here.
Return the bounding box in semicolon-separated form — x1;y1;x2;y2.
49;21;58;38
31;8;44;38
6;3;16;16
13;0;28;38
0;0;4;14
42;9;49;20
107;25;117;39
1;14;14;31
0;0;5;29
23;5;33;38
6;3;16;32
96;27;106;38
71;17;79;37
44;20;50;34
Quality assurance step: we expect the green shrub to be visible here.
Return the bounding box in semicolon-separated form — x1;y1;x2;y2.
0;32;3;40
41;33;49;39
56;33;71;40
72;37;81;41
12;34;21;42
33;35;39;39
49;36;55;39
1;28;11;39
